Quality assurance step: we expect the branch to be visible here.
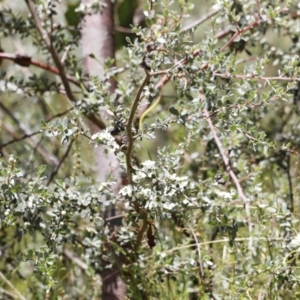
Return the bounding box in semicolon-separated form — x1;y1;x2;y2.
203;108;252;236
180;9;219;33
0;272;27;300
0;108;74;149
0;287;20;300
0;130;41;148
23;0;106;130
0;52;82;88
286;155;294;213
62;249;88;270
188;226;204;278
0;103;59;165
213;72;299;82
126;70;151;250
220;19;261;51
136;18;266;126
24;0;76;102
126;71;151;185
135;50;201;127
134;214;148;251
47;139;74;186
115;25;133;34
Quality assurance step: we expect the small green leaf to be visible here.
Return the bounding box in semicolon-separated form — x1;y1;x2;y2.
179;114;188;126
37;165;46;177
40;119;46;128
169;107;179;116
61;135;69;145
185;93;193;101
64;129;73;136
1;183;9;191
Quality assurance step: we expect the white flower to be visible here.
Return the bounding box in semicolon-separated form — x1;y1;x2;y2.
163;187;176;197
162;201;177;210
119;185;133;197
91;131;112;142
215;190;234;200
91;130;119;152
167;174;189;189
140;188;153;198
28;195;35;209
141;160;156;171
289;233;300;249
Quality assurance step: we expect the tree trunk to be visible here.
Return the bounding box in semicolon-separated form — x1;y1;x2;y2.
81;0;126;299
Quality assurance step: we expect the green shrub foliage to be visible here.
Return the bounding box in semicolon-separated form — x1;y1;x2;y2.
1;0;300;299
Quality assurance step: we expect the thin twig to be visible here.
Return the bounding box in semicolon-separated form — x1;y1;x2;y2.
1;108;74;149
256;0;262;19
286;155;294;213
216;27;232;39
213;72;300;82
62;249;88;270
0;103;59;165
126;70;151;185
23;0;106;130
188;226;204;277
0;130;41;148
0;287;20;299
126;69;151;250
47;139;74;185
0;52;82;88
24;0;76;102
221;20;261;51
134;214;148;251
61;45;71;63
181;10;219;33
203;108;252;237
0;272;27;300
243;132;270;145
115;25;133;33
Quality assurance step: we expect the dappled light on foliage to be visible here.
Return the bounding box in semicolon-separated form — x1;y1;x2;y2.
1;0;300;299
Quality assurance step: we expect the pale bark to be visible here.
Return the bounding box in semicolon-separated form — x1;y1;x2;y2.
81;0;126;298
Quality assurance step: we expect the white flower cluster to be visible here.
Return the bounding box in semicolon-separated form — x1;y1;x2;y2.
119;185;133;198
75;0;100;13
132;160;157;180
91;130;119;153
118;160;203;211
289;233;300;251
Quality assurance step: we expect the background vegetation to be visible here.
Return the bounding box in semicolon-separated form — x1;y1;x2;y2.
1;0;300;299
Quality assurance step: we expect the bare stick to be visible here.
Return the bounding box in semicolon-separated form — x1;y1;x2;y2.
0;103;59;165
0;271;27;300
126;70;151;250
213;72;300;82
188;226;204;277
181;10;219;33
220;20;260;52
134;214;148;251
23;1;105;130
62;249;88;270
24;0;76;102
286;156;294;213
0;130;41;148
203;108;252;235
126;71;151;185
0;52;82;88
47;139;74;185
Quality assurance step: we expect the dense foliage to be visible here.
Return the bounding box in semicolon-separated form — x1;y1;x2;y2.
1;0;300;299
